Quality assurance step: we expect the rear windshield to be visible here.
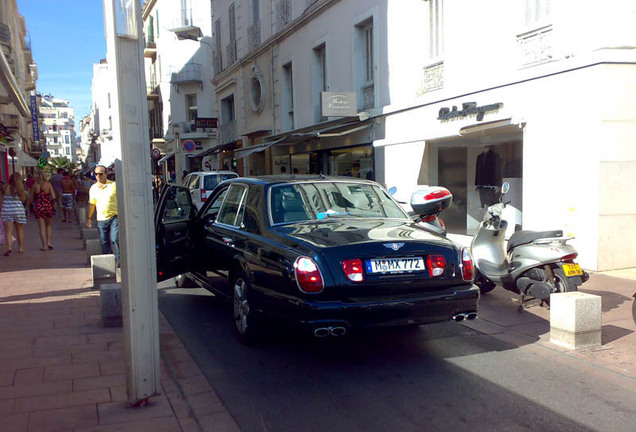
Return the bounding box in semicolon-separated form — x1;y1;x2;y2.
203;174;238;190
270;182;408;224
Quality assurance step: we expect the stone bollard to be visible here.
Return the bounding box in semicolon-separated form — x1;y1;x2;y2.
100;282;123;328
550;292;602;350
77;206;87;228
82;228;99;248
91;254;116;291
86;239;103;264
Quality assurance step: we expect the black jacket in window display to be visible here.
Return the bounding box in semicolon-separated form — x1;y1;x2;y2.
475;149;503;207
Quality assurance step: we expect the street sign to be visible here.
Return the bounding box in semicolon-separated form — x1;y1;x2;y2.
204;160;211;168
195;117;218;129
183;139;196;152
151;148;161;158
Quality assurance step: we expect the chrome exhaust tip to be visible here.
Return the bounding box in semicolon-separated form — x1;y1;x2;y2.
452;313;466;322
331;326;347;337
314;327;330;338
465;312;478;320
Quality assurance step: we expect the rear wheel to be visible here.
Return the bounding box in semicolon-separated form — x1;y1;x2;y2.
544;266;578;306
232;272;260;345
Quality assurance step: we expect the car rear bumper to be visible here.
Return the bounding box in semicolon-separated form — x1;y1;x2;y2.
258;284;480;335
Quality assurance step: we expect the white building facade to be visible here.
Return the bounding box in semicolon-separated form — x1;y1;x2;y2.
142;0;218;183
39;95;77;162
89;59;118;167
206;0;636;272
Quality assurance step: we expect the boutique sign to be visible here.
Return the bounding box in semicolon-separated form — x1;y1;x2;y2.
438;102;503;122
321;92;357;117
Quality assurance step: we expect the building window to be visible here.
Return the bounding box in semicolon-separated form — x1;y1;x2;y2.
525;0;551;27
108;93;111;108
282;62;294;131
214;19;223;73
186;94;198;122
65;135;70;144
355;18;374;110
227;3;237;64
312;43;327;122
221;95;235;124
427;0;443;60
181;0;193;26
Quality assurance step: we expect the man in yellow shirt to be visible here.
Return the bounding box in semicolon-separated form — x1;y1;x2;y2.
86;165;119;266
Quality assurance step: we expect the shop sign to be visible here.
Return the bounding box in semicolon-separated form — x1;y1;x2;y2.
195;117;218;129
438;102;503;122
30;95;39;141
321;92;357;117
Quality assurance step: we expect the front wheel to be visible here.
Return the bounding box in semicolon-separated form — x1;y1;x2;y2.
232;272;261;345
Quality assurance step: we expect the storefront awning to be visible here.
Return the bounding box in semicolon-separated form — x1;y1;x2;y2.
234;136;288;159
195;141;237;158
263;112;371;146
10;150;38;167
157;151;174;164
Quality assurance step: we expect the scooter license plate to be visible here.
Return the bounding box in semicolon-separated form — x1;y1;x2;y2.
563;263;583;277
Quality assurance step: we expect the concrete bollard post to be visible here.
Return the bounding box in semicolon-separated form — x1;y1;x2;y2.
91;254;116;291
100;282;123;327
550;292;602;350
82;228;99;248
77;206;87;228
86;239;103;264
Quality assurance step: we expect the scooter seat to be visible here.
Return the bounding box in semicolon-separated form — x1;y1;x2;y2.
507;230;563;252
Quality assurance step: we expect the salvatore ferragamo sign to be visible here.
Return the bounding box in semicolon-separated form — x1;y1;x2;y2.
438;102;503;122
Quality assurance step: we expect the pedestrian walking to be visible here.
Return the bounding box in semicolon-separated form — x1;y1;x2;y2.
87;165;120;266
50;168;64;211
1;172;27;255
60;171;76;223
29;170;56;251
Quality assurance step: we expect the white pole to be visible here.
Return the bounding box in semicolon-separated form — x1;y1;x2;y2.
103;0;160;404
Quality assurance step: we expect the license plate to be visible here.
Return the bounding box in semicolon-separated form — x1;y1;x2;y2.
367;257;425;274
562;263;583;277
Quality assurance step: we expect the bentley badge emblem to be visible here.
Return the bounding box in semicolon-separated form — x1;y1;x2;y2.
383;243;405;251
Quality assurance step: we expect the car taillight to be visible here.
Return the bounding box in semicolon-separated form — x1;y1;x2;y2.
294;257;324;293
427;254;446;277
342;259;364;282
560;253;578;262
201;189;207;202
461;247;475;281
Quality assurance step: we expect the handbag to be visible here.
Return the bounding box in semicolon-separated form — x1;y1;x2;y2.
0;222;5;246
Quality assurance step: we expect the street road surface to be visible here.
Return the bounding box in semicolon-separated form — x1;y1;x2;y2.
158;284;636;432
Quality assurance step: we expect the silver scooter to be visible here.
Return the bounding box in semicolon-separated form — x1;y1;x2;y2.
471;182;589;308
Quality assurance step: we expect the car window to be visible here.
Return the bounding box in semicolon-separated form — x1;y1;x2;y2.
270;182;408;224
242;188;262;235
189;176;200;189
204;173;238;190
201;187;229;220
217;184;248;227
162;187;194;222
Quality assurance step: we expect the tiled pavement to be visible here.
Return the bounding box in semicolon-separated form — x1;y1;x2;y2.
0;209;240;432
2;205;636;431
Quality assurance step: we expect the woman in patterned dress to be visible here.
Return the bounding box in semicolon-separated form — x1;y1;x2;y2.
1;172;27;255
29;170;56;251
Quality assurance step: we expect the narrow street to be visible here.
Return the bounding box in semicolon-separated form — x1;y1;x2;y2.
158;277;636;432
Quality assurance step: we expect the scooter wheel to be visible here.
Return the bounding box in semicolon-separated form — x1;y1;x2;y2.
476;279;497;294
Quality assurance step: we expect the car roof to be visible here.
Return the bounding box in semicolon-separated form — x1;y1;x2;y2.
188;171;238;176
223;175;380;187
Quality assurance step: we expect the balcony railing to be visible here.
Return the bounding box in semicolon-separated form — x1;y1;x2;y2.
170;63;202;85
0;23;10;46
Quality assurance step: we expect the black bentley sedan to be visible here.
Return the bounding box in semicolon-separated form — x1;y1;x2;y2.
155;175;479;343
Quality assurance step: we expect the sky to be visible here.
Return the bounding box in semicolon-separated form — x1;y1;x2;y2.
18;0;107;120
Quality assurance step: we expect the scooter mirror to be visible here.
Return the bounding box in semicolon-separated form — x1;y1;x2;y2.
501;182;510;195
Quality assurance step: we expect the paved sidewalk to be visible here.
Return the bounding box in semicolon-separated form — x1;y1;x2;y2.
0;211;240;432
463;267;636;381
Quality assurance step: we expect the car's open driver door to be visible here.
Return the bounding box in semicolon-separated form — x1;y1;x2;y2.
154;184;196;281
